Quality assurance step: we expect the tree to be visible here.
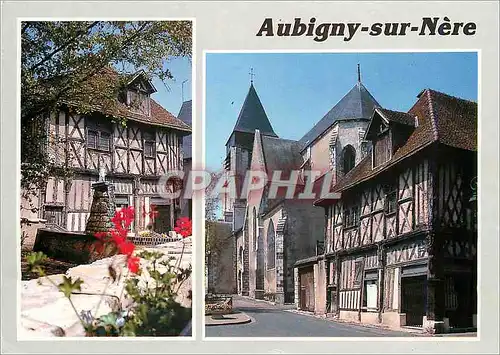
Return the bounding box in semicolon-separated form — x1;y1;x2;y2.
21;21;192;210
205;169;223;222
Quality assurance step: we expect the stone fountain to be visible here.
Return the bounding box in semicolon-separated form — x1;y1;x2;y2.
33;167;119;263
85;167;116;236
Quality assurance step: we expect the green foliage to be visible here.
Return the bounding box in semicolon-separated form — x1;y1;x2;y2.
205;220;233;257
26;251;48;276
120;251;192;336
21;21;192;197
58;276;84;298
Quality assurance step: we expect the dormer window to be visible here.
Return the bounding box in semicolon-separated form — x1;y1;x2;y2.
366;108;416;169
124;70;157;117
373;131;391;167
127;89;151;116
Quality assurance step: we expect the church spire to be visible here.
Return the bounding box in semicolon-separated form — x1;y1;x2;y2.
228;81;278;140
357;63;361;83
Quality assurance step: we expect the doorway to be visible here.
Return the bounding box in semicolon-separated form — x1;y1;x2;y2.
299;266;315;312
401;275;427;326
153;204;172;233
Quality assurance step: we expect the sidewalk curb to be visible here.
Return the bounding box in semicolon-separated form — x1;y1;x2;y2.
205;312;253;327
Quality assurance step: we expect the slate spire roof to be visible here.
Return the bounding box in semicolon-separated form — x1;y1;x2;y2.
299;80;380;150
230;83;278;137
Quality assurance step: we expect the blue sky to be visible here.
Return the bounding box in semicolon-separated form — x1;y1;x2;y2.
151;56;192;116
205;52;478;170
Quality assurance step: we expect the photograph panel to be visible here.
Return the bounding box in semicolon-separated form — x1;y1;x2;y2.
19;20;194;338
203;51;478;338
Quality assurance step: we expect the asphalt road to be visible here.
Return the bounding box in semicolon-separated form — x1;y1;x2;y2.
205;296;415;337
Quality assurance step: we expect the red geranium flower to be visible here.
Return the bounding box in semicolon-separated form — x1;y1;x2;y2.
93;207;141;274
174;217;192;238
118;241;135;257
127;256;140;274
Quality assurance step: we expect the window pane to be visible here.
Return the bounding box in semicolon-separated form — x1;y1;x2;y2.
145;141;154;157
87;131;97;149
366;282;378;309
99;133;110;151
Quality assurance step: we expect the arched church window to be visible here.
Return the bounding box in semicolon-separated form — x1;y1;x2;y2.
267;221;276;269
342;145;356;174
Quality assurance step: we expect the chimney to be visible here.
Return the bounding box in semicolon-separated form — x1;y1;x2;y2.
414;115;419;127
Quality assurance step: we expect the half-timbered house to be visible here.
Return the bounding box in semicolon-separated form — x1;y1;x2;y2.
314;89;477;332
28;69;191;235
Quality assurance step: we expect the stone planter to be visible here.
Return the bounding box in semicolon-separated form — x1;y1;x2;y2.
205;296;233;315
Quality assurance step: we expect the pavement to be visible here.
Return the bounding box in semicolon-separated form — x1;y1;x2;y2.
205;296;416;337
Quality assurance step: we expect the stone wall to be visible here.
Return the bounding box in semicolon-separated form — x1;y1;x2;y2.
33;229;117;264
314;259;327;314
283;200;325;303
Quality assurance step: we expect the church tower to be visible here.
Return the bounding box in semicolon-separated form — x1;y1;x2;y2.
222;75;278;230
299;64;380;185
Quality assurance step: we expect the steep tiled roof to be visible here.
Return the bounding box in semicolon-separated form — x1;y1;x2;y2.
71;67;191;133
177;100;192;158
430;89;477;151
330;89;477;193
231;84;278;137
299;82;380;150
120;99;191;133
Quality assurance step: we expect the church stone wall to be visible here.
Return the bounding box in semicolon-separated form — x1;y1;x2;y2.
283;200;325;304
335;120;371;178
309;125;334;175
262;206;284;302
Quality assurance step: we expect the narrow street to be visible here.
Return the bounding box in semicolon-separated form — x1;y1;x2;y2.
205;296;415;337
